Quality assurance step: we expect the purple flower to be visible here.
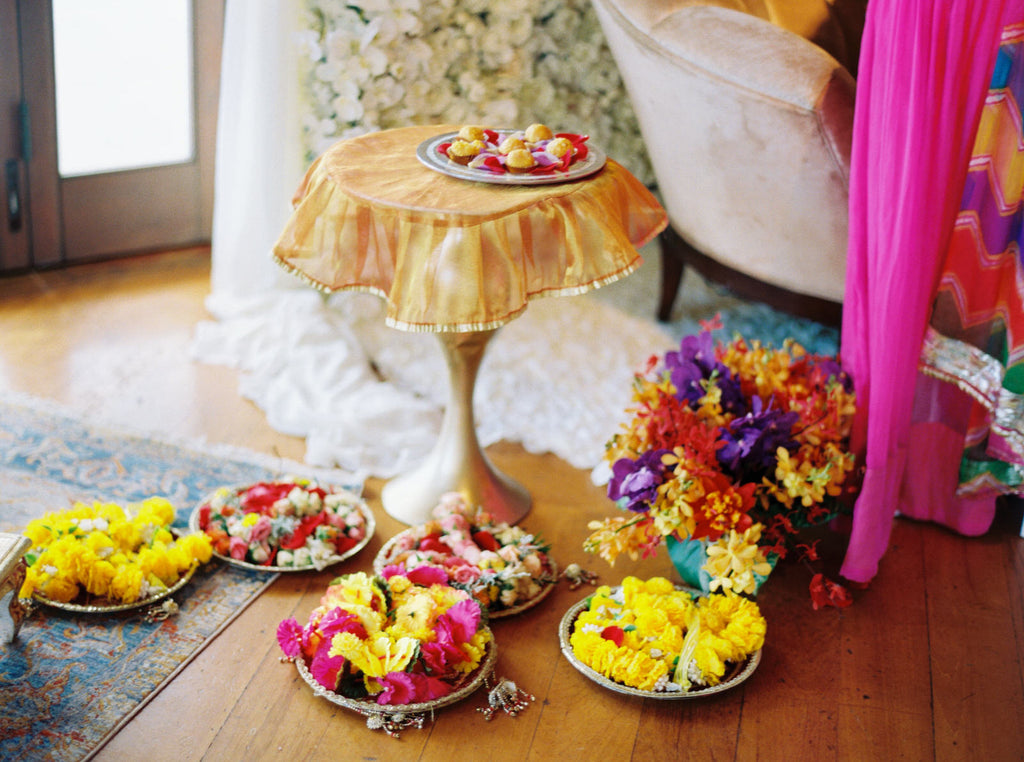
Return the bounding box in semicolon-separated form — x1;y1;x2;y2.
608;450;671;512
718;397;799;477
664;331;746;414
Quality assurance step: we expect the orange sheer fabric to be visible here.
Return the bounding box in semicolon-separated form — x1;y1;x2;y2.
273;124;667;332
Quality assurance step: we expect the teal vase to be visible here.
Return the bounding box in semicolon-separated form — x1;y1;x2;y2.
666;535;775;596
665;535;713;594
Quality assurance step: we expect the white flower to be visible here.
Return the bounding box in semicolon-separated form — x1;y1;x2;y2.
298;0;653;183
277;549;295;567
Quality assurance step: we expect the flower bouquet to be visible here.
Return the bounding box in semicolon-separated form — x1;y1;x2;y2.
585;325;857;603
277;568;494;727
561;576;765;696
19;496;213;610
374;493;557;616
191;479;372;571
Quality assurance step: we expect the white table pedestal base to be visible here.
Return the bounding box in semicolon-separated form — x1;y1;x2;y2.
382;329;532;526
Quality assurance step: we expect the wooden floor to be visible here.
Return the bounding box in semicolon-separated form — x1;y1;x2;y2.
1;249;1022;762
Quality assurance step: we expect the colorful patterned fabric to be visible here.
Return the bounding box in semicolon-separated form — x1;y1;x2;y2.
920;24;1024;498
0;397;359;761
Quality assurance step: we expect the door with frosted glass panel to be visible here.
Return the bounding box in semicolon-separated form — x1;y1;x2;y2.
0;0;222;270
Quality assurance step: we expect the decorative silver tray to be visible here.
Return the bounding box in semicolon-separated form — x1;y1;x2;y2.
416;131;607;185
32;560;198;613
189;485;375;573
558;590;761;699
374;527;558;618
293;635;497;722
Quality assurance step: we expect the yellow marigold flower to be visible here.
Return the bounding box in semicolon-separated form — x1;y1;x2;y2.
108;563;145;603
692;633;730;685
609;648;668;692
177;533;213;564
569;630;617;673
698;593;767;662
108;520;141;551
84;531;115;558
23;519;56;548
137;543;178;586
642;576;676;596
137;496;175;526
38;571;80;603
80;557;116;598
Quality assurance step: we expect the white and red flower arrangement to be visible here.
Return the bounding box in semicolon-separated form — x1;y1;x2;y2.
277;568;492;706
375;492;557;614
195;479;369;570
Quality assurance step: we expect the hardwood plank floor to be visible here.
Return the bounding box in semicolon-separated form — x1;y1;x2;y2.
1;248;1022;761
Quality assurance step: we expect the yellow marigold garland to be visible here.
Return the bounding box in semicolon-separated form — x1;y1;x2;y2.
569;576;766;692
19;497;213;604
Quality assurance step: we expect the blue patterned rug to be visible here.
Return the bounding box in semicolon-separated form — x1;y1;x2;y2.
0;396;359;762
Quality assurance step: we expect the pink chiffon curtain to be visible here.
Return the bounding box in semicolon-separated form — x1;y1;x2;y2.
839;0;1016;583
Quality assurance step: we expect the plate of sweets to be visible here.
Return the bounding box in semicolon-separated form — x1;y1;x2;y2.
189;478;374;572
374;492;558;617
559;576;764;699
416;123;607;185
277;568;496;735
18;496;213;613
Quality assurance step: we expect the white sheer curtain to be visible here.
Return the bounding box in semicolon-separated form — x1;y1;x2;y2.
193;1;673;479
206;0;304;305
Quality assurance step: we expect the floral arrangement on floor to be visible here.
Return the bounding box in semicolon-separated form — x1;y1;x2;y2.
277;568;492;705
375;492;557;613
568;576;766;692
19;497;212;605
298;0;652;184
585;323;857;604
195;479;369;570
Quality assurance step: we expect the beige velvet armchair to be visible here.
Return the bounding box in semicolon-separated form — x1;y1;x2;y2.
592;0;867;325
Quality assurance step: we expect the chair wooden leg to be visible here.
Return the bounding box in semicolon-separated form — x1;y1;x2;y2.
657;227;687;322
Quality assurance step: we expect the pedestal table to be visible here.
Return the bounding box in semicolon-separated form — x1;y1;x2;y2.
273;124;666;525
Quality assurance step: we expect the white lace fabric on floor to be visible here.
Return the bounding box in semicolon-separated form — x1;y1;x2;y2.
192;288;672;479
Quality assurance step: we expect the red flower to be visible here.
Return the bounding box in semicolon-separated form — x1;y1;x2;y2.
601;626;625;647
419;534;453;554
472;530;500;552
280;512;326;550
809;573;853;610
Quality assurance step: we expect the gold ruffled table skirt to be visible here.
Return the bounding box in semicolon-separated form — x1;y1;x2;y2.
273;124;667;332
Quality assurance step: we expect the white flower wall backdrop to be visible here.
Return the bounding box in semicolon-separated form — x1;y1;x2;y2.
297;0;653;185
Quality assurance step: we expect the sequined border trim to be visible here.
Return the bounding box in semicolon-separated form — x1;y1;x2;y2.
919;326;1024;464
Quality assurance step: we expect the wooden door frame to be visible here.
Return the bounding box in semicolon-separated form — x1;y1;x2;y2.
7;0;223;270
